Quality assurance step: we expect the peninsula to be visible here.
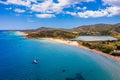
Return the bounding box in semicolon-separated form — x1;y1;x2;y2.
22;23;120;62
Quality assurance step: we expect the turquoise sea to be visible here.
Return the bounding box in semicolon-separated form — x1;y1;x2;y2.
0;31;120;80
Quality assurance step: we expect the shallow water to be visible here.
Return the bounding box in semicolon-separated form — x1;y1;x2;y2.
0;31;120;80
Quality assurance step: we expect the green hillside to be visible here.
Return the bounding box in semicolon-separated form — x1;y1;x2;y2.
26;29;78;40
24;23;120;56
72;23;120;37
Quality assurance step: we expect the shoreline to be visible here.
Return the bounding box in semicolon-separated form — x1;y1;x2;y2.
15;31;28;36
18;31;120;63
38;38;120;63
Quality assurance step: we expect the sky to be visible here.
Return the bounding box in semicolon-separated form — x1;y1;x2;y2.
0;0;120;30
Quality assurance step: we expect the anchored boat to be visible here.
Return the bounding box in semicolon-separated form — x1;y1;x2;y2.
33;59;38;64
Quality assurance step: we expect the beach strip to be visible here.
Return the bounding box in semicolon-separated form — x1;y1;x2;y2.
19;31;120;63
38;38;120;63
15;31;28;36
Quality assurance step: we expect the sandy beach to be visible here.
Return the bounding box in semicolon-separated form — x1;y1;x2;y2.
39;38;79;46
18;31;120;63
38;38;120;63
15;31;28;36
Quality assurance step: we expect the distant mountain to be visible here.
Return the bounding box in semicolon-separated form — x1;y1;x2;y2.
24;23;120;39
36;27;55;31
36;27;71;31
114;23;120;33
23;23;120;56
73;24;113;30
71;23;120;36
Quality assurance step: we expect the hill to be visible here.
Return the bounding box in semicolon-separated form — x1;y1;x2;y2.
72;23;120;36
25;23;120;39
26;29;78;40
24;23;120;56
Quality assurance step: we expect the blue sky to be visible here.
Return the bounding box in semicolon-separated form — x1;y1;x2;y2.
0;0;120;30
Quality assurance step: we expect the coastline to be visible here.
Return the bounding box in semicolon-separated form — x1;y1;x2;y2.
18;31;120;63
39;38;79;46
15;31;28;36
37;38;120;63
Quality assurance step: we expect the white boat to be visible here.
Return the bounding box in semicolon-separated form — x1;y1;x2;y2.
33;59;38;64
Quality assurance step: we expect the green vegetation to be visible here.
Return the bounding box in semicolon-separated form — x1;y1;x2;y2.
71;23;120;56
77;41;120;56
26;29;78;40
72;23;120;36
25;23;120;56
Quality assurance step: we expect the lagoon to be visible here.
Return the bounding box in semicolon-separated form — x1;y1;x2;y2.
0;31;120;80
71;36;118;41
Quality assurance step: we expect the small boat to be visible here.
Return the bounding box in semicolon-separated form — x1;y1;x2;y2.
33;59;38;64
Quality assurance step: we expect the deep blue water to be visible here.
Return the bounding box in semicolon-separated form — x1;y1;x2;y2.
0;31;120;80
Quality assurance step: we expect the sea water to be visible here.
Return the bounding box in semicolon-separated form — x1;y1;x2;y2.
0;31;120;80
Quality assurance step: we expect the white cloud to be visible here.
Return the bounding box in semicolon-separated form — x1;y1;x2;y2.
0;1;7;4
76;7;81;10
102;0;120;16
66;11;77;16
58;0;120;18
31;0;53;13
76;7;87;10
5;7;12;10
36;13;55;18
1;0;120;18
103;0;120;7
0;0;95;18
67;6;120;18
14;9;25;13
31;0;94;13
77;10;108;18
0;0;37;7
7;0;30;7
105;6;120;17
66;0;120;18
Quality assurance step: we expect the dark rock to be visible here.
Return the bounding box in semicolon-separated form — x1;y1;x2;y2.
75;73;85;80
65;73;85;80
66;77;75;80
62;69;66;72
